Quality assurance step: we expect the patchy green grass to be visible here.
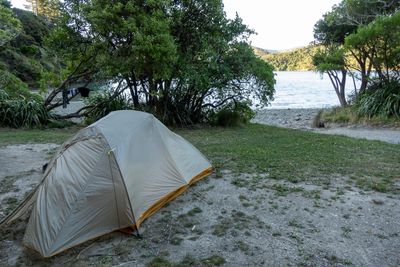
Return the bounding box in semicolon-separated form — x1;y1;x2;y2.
270;184;304;196
148;254;225;267
0;127;80;146
1;124;399;193
177;124;400;192
288;219;304;229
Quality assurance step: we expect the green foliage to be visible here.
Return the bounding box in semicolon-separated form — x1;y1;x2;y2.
211;101;255;127
313;7;356;45
50;0;275;125
213;109;241;127
84;90;133;124
313;0;400;111
0;4;21;47
13;7;50;44
313;46;346;72
0;8;60;88
345;12;400;82
356;79;400;118
320;107;357;123
0;70;31;98
0;90;53;127
320;106;400;126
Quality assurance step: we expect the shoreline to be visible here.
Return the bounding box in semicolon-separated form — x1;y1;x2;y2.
253;108;400;144
252;108;321;130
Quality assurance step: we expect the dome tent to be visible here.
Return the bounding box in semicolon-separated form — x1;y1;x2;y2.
1;111;212;257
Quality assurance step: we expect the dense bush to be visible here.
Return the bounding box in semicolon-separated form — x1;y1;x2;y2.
0;90;53;127
0;69;43;101
0;7;60;88
211;101;255;127
83;90;132;124
356;80;400;118
49;0;275;126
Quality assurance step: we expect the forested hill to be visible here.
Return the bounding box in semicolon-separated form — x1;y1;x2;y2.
0;8;61;89
254;46;319;71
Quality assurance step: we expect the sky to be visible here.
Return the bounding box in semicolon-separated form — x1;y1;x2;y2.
223;0;341;50
11;0;341;50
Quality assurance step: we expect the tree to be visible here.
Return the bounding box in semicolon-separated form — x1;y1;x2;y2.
46;0;275;125
345;12;400;83
313;0;400;105
331;0;400;26
313;47;348;106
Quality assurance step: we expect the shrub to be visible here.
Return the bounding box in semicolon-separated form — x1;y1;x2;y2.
211;101;255;127
321;107;355;123
0;90;53;128
214;109;242;127
356;79;400;118
0;70;36;99
83;90;132;124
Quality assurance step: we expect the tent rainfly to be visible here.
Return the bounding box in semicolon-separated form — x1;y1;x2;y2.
0;110;212;257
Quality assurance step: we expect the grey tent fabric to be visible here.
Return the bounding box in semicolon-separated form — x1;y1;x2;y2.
1;111;212;257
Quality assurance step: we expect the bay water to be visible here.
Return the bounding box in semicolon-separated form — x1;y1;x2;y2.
267;71;342;109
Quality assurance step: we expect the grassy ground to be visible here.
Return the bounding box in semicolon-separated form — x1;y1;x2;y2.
177;124;400;193
1;124;399;193
0;127;80;146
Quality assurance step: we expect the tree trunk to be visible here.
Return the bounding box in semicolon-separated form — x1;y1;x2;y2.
327;70;347;107
339;69;348;107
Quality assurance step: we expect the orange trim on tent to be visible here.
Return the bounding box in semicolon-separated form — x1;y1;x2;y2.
124;167;213;232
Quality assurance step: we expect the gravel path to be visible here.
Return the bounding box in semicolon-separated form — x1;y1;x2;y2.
253;109;400;144
316;127;400;145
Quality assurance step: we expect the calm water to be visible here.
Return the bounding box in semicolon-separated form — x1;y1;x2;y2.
267;71;341;109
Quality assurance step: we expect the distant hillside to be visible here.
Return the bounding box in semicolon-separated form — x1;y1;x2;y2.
253;47;279;55
253;46;319;71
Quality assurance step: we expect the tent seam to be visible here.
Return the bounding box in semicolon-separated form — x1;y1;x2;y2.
46;137;108;253
95;129;137;226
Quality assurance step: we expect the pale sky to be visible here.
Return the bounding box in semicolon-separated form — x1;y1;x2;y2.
11;0;341;50
223;0;341;50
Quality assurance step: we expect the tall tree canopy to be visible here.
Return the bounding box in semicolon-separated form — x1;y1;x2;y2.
313;0;400;107
47;0;275;124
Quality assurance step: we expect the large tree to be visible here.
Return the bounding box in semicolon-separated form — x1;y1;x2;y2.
345;12;400;84
313;0;400;106
46;0;275;125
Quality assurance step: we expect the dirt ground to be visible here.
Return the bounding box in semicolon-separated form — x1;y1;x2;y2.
1;143;400;266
